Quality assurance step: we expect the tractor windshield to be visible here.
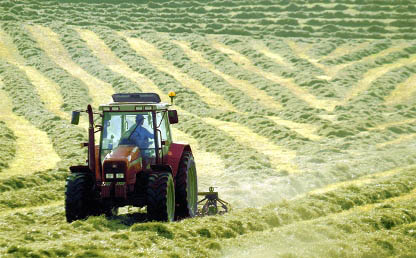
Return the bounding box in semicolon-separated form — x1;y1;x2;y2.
101;111;155;161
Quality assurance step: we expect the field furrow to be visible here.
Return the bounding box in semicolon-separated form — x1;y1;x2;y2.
122;34;237;113
27;25;114;109
0;84;60;179
211;40;338;111
173;40;283;111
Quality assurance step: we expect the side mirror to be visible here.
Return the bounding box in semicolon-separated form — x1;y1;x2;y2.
71;111;80;125
168;110;178;124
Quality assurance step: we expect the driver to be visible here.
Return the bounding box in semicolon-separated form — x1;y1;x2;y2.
120;115;154;155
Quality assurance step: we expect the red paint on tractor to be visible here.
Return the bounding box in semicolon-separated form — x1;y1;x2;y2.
165;143;191;177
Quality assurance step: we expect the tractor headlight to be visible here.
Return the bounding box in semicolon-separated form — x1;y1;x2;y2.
116;173;124;179
105;173;114;179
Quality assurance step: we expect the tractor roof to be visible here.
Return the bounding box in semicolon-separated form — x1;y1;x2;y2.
99;93;170;112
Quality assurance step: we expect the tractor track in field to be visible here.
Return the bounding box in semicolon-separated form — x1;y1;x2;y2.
27;25;115;110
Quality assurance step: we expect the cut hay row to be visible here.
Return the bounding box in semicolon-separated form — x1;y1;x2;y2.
284;39;331;79
265;116;321;141
377;133;416;148
0;84;60;179
75;28;169;103
122;33;237;113
0;29;69;121
27;25;114;110
172;40;283;111
171;127;225;180
0;120;15;173
252;41;294;70
2;166;415;257
211;40;338;111
341;52;416;104
1;23;91;112
309;165;416;194
384;73;416;105
202;117;299;174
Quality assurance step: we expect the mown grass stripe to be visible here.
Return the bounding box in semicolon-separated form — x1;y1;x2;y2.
202;117;299;174
0;29;69;121
27;25;114;109
75;28;169;102
1;22;91;112
171;127;225;178
173;40;283;111
0;82;60;179
342;53;416;104
309;165;416;194
184;36;327;125
0;120;16;173
285;39;332;80
385;73;416;105
266;116;321;141
377;133;416;148
51;25;141;94
121;33;237;113
211;40;339;111
0;60;86;168
90;27;218;117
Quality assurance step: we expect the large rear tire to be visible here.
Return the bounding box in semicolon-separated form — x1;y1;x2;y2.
65;173;95;222
175;151;198;219
146;172;175;222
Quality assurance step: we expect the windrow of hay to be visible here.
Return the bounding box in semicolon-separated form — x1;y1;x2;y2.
0;121;15;174
0;29;69;121
384;73;416;105
50;25;140;95
342;51;416;104
27;25;114;110
2;166;416;257
121;33;237;113
173;39;283;111
202;117;299;174
211;39;338;111
0;82;60;179
75;28;169;102
1;23;91;112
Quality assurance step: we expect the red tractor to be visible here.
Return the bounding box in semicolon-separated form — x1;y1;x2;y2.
66;93;198;222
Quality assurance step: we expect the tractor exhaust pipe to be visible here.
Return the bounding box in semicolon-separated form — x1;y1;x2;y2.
87;105;96;183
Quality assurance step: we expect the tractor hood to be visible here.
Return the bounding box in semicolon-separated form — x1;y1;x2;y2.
102;145;142;184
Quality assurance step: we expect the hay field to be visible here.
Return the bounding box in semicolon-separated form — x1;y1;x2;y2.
0;0;416;257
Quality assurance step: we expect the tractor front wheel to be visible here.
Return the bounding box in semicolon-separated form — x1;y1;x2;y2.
146;172;175;222
175;151;198;219
65;173;95;222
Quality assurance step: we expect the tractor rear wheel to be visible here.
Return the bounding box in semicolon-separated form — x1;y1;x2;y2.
146;172;175;222
175;151;198;219
65;173;95;222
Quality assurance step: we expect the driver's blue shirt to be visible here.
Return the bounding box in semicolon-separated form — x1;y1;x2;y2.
131;126;153;149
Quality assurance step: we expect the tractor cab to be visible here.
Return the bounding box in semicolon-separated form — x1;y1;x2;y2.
98;93;178;173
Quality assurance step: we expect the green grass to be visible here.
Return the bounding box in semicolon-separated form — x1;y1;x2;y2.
0;121;16;173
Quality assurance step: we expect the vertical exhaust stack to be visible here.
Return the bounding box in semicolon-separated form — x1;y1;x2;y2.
86;104;96;183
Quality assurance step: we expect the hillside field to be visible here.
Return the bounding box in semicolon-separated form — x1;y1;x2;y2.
1;0;416;257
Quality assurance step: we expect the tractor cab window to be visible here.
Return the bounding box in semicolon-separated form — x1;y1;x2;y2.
101;112;155;161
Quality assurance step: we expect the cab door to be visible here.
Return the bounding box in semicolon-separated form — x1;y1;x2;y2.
156;111;172;161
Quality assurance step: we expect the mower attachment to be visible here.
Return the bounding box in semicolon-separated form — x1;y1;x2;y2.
197;187;230;216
